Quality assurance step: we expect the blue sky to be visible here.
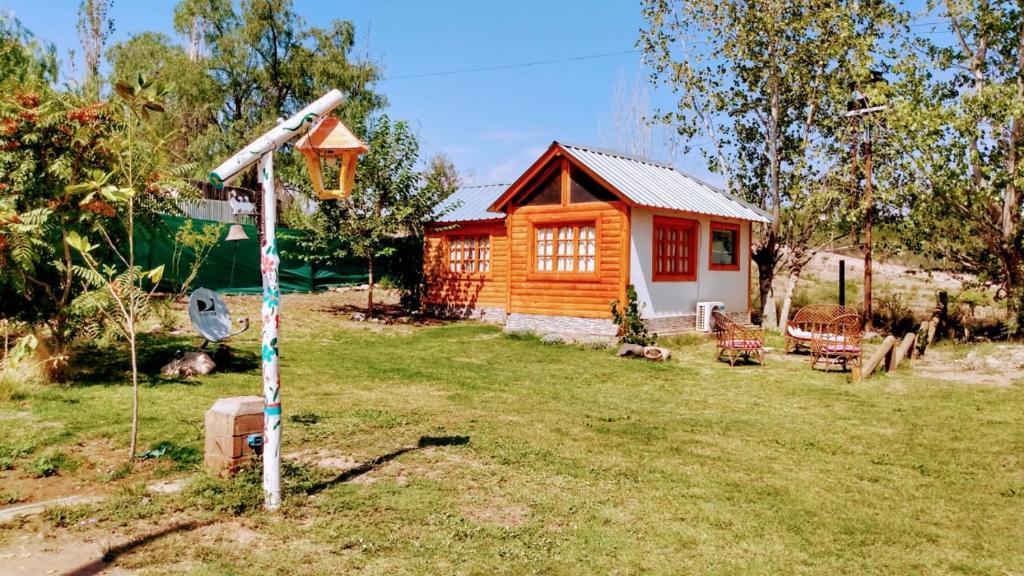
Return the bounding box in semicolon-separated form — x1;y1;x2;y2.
1;0;674;186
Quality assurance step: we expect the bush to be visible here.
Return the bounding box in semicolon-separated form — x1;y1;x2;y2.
611;285;656;346
873;290;917;336
31;451;79;478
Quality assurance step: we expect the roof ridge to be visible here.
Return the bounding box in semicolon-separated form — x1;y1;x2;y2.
557;141;676;170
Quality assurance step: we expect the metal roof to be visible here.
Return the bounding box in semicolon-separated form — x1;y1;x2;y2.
559;143;771;223
434;183;508;223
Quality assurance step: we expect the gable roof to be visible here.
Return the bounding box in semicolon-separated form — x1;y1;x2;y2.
489;142;771;223
434;183;509;223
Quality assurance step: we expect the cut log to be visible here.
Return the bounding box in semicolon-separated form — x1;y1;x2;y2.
617;344;644;357
862;335;896;378
889;333;916;371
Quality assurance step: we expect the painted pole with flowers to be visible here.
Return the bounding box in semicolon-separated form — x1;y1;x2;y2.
209;89;359;511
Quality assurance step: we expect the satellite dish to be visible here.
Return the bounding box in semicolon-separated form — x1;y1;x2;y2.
188;288;234;343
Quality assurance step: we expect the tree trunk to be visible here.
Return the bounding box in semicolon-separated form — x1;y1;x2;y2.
778;268;802;335
128;321;139;461
367;256;375;317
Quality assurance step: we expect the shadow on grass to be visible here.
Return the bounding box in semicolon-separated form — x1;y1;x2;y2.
304;435;470;496
65;334;258;386
64;519;211;576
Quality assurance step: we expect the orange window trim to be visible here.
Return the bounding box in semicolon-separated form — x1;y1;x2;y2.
652;215;699;282
444;234;492;278
528;220;600;280
709;221;741;271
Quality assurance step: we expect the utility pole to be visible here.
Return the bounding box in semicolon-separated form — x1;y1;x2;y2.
863;124;874;330
846;70;886;332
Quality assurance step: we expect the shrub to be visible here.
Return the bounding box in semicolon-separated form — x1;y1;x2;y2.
31;451;78;478
610;285;656;346
185;465;263;515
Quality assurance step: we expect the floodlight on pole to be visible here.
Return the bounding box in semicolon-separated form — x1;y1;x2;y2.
209;89;364;511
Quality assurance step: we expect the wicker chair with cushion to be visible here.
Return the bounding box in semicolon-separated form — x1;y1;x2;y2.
809;313;863;372
785;304;857;353
712;310;766;366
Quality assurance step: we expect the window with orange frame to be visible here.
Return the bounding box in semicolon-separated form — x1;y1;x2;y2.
652;216;698;281
709;221;740;271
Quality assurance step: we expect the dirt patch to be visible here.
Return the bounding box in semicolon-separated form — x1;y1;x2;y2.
915;346;1024;387
0;526;133;575
462;500;530;529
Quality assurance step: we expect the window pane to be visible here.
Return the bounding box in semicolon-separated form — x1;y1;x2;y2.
557;227;573;271
578;226;595;271
522;171;562;206
712;229;736;265
536;227;554;271
569;168;617;203
479;238;490;272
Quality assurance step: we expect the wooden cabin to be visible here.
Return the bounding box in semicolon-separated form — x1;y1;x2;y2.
424;142;770;338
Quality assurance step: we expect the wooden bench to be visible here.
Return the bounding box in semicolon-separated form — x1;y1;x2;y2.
785;304;857;353
809;313;864;372
712;310;765;366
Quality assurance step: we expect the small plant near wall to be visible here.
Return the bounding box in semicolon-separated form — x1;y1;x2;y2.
611;285;656;346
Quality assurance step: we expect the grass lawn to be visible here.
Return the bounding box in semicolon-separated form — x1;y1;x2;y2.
1;293;1023;575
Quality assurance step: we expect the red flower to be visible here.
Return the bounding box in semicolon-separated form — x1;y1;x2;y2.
81;200;116;218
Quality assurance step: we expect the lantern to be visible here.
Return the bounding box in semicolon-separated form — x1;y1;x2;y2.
294;116;368;200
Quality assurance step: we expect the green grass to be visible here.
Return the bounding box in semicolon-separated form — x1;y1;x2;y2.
1;297;1023;574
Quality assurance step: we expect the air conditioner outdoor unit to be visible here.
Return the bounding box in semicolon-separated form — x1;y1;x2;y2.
696;301;726;332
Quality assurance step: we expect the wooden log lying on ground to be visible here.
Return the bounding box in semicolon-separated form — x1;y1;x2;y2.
889;333;916;372
862;335;897;378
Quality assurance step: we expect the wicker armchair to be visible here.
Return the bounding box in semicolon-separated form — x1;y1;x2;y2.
785;304;857;353
712;310;765;366
809;313;863;372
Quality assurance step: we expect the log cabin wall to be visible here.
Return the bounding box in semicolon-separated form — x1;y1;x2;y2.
423;219;508;321
504;158;629;321
506;201;628;319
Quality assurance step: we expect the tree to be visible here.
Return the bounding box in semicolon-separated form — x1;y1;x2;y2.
77;0;114;89
107;0;385;196
884;0;1023;333
308;117;456;316
639;0;901;329
0;13;57;85
0;82;117;362
67;75;188;459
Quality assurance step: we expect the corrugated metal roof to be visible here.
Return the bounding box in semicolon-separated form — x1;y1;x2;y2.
559;143;771;223
434;183;508;223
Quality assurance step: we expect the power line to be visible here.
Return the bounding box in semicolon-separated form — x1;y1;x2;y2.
384;48;641;81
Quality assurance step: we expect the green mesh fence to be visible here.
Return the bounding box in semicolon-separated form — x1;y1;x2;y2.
136;215;367;294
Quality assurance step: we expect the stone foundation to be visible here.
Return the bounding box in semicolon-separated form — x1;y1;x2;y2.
426;304;505;323
505;313;618;341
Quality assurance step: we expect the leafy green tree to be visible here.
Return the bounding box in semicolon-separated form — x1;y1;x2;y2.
306;118;456;315
0;13;57;85
108;0;385;184
884;0;1023;332
639;0;902;328
0;83;116;357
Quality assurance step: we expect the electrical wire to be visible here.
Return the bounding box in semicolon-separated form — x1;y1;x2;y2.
384;48;641;80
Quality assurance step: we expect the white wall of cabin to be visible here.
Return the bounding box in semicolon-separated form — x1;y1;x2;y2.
629;208;750;318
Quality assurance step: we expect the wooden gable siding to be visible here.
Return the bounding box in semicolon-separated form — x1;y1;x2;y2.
507;201;629;318
423;220;508;310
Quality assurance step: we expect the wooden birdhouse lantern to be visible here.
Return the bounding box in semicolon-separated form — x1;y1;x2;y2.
294;116;368;200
